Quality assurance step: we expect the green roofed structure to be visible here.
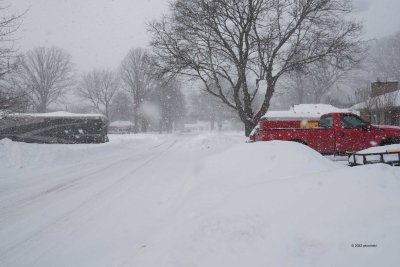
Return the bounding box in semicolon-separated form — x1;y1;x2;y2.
0;111;109;144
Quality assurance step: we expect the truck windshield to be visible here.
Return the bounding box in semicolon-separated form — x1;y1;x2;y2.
340;114;368;129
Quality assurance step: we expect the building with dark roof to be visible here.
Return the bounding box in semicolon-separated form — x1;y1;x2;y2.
352;81;400;126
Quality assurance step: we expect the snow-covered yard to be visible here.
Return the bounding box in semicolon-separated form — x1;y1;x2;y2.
0;133;399;267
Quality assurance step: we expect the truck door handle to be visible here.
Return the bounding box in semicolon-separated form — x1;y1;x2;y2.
339;132;345;138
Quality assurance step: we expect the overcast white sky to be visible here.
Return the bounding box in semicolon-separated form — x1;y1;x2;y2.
7;0;400;72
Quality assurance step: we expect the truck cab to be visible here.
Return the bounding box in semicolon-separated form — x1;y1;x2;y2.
320;113;374;153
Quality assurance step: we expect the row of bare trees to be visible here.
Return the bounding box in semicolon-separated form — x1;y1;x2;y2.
76;48;186;133
1;45;185;133
0;2;185;133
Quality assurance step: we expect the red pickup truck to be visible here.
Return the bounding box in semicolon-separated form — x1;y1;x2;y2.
250;112;400;154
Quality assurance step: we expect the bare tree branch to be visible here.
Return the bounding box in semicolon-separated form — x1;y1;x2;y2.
17;47;75;112
120;48;158;133
77;69;119;118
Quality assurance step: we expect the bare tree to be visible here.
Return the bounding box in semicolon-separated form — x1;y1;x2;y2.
0;73;30;111
308;62;349;103
370;31;400;82
120;48;157;133
149;0;363;135
189;90;236;131
282;71;308;105
149;77;186;133
0;2;22;79
77;69;119;118
0;2;25;111
284;60;350;104
109;91;134;122
17;47;74;113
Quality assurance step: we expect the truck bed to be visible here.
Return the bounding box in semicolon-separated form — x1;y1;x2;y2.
254;127;335;154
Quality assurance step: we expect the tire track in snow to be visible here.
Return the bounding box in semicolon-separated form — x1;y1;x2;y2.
0;141;168;212
0;139;178;264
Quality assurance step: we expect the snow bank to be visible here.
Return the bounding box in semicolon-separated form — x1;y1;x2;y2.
132;141;400;267
184;121;212;132
0;138;23;169
194;141;339;184
185;132;245;150
0;134;164;171
0;137;106;170
109;120;134;127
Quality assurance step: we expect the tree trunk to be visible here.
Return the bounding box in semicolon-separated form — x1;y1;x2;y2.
37;101;47;113
217;120;222;131
244;120;256;137
250;77;277;134
133;107;139;133
236;108;256;137
159;119;163;134
210;118;215;132
141;117;148;132
105;104;109;119
165;118;172;133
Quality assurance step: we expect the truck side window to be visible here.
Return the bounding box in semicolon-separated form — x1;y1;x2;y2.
320;116;333;129
340;114;368;129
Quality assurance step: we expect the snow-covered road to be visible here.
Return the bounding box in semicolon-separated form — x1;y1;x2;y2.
1;133;400;267
0;134;241;266
1;136;165;264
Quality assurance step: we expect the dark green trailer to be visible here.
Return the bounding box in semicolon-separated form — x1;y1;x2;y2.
0;112;109;144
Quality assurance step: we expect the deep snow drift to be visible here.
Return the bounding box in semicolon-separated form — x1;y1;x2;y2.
0;133;399;267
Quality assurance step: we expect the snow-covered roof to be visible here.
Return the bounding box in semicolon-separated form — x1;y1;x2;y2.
0;110;7;119
351;90;400;110
109;120;134;127
292;104;351;114
8;111;105;118
262;104;356;121
263;111;322;120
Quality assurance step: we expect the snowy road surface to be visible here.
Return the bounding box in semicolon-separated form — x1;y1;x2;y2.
1;133;400;267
